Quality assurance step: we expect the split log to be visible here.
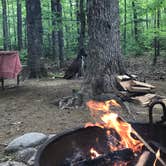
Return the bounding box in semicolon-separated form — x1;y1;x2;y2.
116;75;137;82
131;80;155;89
131;94;156;106
128;86;152;93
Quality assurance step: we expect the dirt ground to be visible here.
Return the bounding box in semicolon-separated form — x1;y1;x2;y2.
0;57;166;159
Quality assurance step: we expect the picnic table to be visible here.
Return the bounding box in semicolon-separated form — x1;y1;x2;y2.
0;51;22;89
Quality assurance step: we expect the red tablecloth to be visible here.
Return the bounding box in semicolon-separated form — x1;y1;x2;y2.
0;51;22;79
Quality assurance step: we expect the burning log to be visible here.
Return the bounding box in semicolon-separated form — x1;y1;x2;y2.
71;148;134;166
135;151;153;166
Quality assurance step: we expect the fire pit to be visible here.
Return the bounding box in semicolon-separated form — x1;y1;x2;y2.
35;100;166;166
35;124;166;166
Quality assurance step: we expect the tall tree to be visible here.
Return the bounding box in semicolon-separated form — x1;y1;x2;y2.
1;0;9;50
26;0;43;78
78;0;86;50
153;8;160;65
17;0;22;50
57;0;64;68
123;0;127;55
82;0;125;100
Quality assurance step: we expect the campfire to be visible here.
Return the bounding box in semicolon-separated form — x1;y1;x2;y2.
35;99;166;166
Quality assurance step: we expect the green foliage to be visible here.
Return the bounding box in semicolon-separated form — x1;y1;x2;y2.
0;0;165;59
19;49;27;64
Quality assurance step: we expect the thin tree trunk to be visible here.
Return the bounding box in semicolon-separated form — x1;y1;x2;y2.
82;0;125;100
24;18;27;48
51;0;59;61
132;0;138;42
12;1;17;47
76;0;80;36
6;0;11;49
63;11;69;50
47;1;52;55
17;0;22;50
57;0;64;68
123;0;127;55
26;0;43;78
146;9;149;30
78;0;85;50
69;0;73;20
153;9;160;65
1;0;9;50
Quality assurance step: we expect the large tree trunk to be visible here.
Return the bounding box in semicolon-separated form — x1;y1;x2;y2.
78;0;86;50
26;0;43;78
1;0;9;50
82;0;125;99
17;0;22;50
57;0;64;68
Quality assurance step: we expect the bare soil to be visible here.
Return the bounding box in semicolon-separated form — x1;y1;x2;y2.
0;57;166;159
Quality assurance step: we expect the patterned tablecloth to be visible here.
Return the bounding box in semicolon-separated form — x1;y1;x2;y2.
0;51;22;79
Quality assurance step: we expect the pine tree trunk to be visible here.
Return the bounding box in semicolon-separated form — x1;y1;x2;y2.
17;0;22;50
26;0;43;78
1;0;9;50
78;0;85;50
57;0;64;68
82;0;125;100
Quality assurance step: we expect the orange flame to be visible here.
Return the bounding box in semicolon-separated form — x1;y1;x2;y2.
86;100;144;154
90;148;101;159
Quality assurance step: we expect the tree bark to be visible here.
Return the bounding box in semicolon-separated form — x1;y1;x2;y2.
1;0;9;50
17;0;22;50
82;0;125;99
26;0;43;78
57;0;64;68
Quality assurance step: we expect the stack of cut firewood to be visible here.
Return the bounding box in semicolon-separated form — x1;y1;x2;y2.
116;75;159;106
116;75;155;93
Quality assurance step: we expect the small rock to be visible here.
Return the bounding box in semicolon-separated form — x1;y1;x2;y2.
0;161;27;166
5;132;48;152
16;148;37;164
